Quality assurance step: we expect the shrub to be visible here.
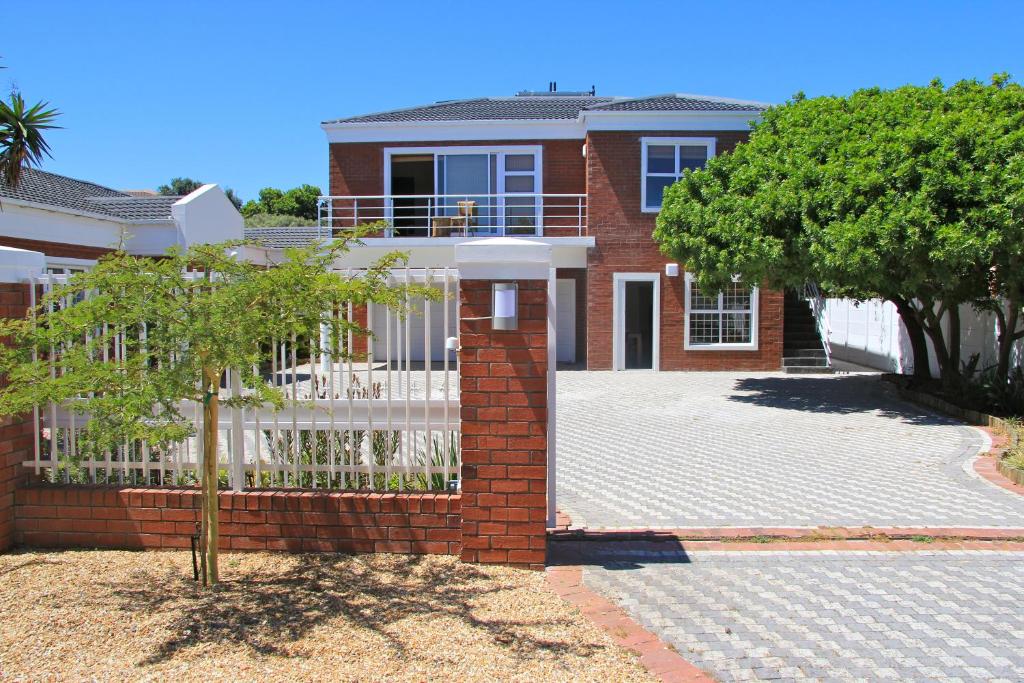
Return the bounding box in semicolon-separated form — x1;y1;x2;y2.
244;212;317;227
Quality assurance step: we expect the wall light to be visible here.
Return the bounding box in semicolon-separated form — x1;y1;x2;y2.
665;263;680;277
492;282;518;330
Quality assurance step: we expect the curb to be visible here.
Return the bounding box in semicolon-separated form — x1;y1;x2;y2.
546;565;715;683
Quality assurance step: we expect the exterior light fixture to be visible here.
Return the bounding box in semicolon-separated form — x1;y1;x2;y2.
665;263;680;277
492;282;518;330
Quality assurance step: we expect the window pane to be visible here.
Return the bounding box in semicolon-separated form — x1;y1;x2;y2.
504;196;536;234
721;313;752;343
647;145;675;173
679;145;708;172
723;283;752;310
504;154;535;172
689;281;718;310
504;175;534;193
689;313;720;345
645;176;676;209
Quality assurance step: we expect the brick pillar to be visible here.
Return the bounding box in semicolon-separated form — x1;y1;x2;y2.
459;280;548;569
456;238;552;570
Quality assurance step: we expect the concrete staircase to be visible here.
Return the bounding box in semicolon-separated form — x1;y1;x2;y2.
783;290;832;374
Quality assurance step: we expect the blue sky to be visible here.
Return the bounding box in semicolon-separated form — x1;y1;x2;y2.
5;0;1022;201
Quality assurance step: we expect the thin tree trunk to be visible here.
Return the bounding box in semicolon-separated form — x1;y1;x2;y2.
893;298;932;379
202;368;220;586
996;301;1021;382
921;302;955;383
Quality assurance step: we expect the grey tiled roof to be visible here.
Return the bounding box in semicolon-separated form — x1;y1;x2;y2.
326;96;615;123
0;168;178;221
584;93;770;113
326;93;769;124
244;227;325;248
85;196;178;221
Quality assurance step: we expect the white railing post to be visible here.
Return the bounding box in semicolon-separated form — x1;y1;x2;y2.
230;369;245;491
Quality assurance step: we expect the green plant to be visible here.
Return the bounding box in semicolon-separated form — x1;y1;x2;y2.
0;91;60;189
244;212;318;228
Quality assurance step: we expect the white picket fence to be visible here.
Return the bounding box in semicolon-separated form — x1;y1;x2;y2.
25;267;461;492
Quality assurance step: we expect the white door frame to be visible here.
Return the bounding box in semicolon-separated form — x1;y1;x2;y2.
612;272;660;371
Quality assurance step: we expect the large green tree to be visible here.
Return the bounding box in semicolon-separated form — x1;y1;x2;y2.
0;231;428;585
241;184;321;221
655;76;1024;382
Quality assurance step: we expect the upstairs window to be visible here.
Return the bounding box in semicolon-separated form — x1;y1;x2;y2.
641;137;715;212
684;274;758;350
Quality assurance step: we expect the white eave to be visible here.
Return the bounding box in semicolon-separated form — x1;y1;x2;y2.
322;109;765;143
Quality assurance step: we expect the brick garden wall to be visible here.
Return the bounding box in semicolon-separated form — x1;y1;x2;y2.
458;279;548;570
15;486;461;554
584;130;784;371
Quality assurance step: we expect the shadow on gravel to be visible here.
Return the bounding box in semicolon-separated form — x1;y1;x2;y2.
728;375;952;425
110;553;603;666
548;535;692;570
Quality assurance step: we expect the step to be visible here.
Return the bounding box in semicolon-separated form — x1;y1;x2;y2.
783;356;829;367
784;365;835;375
784;348;826;358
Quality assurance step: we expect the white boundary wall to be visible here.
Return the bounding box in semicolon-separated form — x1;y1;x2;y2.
826;298;1023;376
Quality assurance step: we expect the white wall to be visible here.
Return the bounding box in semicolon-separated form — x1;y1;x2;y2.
826;298;1023;375
171;184;244;247
0;201;125;249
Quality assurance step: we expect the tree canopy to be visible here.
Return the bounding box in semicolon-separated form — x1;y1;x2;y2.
655;75;1024;381
241;184;321;221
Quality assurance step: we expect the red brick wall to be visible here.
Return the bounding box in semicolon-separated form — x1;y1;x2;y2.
459;279;548;570
15;486;461;554
0;283;35;551
584;130;783;370
0;237;112;260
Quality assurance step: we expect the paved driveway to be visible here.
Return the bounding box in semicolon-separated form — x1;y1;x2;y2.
568;544;1024;682
556;371;1024;529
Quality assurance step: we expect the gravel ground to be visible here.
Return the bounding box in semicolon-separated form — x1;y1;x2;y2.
0;550;652;682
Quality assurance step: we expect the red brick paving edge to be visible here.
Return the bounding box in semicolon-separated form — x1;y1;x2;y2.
546;564;716;683
974;426;1024;497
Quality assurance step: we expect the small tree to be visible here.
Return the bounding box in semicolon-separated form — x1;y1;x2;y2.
241;184;322;221
655;75;1024;383
0;233;428;585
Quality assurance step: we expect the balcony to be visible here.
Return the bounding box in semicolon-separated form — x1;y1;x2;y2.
317;194;587;239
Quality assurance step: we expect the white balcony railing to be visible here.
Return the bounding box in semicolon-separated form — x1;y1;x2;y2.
317;194;587;238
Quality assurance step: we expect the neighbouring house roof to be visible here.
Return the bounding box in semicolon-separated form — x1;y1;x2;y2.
244;226;324;248
325;92;769;124
0;168;178;221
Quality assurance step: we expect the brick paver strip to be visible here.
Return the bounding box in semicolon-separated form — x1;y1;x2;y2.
974;427;1024;496
557;372;1024;529
565;545;1024;682
547;565;715;683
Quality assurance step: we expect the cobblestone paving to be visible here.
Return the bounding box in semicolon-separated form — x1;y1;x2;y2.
574;547;1024;682
556;371;1024;528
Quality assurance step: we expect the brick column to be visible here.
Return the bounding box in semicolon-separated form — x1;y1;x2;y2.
0;248;46;551
456;239;552;570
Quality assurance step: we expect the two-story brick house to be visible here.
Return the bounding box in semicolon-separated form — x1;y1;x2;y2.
311;90;789;371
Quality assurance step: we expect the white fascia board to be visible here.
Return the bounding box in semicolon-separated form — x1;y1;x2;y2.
582;110;763;131
327;236;592;271
323;119;585;143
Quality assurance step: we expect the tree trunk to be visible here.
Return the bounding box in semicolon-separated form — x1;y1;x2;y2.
893;298;932;379
996;301;1021;383
202;368;220;586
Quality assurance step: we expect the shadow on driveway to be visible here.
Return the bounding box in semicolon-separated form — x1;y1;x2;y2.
548;535;693;570
727;375;952;426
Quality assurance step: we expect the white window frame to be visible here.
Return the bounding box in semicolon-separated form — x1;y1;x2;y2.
45;256;97;275
612;272;660;371
683;272;759;351
640;137;716;213
383;145;544;234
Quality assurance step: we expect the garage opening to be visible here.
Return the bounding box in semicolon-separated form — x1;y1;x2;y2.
624;281;654;369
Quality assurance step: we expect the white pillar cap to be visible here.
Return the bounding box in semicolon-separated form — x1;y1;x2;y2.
455;237;552;280
0;246;46;283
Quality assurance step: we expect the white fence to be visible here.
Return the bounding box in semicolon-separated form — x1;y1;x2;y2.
25;268;461;492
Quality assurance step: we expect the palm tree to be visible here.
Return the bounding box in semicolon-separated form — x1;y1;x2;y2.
0;91;61;190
